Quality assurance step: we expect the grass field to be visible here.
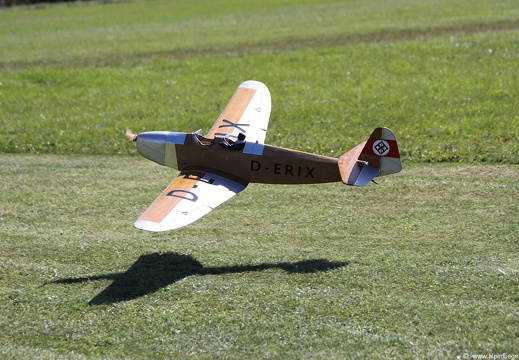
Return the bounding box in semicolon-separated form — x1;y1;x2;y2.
1;0;518;358
1;156;517;358
1;0;518;161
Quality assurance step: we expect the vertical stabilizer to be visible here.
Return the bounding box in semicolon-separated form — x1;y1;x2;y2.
359;127;401;176
338;127;402;186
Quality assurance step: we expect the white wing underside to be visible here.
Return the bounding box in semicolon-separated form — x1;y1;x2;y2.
135;172;247;232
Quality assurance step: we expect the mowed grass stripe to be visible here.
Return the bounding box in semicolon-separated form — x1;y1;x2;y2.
3;17;519;69
1;0;518;69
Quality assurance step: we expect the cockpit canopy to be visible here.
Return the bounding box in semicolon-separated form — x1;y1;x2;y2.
192;132;215;146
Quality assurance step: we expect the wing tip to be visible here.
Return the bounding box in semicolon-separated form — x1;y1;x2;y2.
134;220;177;232
240;80;268;91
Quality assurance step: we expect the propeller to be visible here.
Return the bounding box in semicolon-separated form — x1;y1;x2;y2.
125;129;137;141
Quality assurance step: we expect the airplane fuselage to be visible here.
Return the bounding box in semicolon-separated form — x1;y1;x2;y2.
136;131;342;185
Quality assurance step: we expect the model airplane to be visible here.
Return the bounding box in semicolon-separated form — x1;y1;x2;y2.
127;80;402;232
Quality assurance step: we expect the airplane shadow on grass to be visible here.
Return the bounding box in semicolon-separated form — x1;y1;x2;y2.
48;252;348;305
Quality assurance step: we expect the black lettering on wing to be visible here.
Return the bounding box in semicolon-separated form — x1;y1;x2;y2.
219;119;250;134
166;190;198;202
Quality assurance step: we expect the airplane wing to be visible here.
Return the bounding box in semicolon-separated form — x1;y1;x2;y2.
205;80;271;144
134;171;247;232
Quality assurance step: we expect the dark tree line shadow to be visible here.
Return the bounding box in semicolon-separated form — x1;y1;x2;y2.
46;252;348;305
2;0;78;7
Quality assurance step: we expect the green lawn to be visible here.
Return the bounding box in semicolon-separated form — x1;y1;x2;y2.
1;0;518;161
1;155;517;358
0;0;518;358
1;0;517;68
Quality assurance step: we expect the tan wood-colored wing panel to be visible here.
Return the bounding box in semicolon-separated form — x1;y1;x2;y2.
206;87;256;138
137;173;199;224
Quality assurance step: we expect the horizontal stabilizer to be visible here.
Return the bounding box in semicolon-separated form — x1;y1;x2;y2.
349;161;380;186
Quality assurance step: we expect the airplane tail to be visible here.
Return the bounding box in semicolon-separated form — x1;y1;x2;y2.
338;127;402;186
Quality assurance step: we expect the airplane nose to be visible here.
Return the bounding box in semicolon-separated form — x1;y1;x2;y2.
136;131;168;165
